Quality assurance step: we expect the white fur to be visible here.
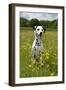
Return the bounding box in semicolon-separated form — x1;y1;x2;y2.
32;26;44;59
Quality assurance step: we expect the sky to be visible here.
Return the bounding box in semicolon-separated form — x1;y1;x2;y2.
20;12;58;21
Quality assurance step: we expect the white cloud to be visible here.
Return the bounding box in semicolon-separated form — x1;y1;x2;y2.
20;12;58;21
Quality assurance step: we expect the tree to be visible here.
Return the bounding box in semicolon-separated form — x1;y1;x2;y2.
29;19;40;27
40;20;48;28
20;18;29;27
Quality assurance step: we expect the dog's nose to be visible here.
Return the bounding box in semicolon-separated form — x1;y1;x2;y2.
40;32;42;36
40;32;42;35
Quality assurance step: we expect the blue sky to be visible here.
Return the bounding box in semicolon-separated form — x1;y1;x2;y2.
20;12;58;21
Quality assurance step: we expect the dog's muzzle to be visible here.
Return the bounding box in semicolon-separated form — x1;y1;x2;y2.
40;32;42;37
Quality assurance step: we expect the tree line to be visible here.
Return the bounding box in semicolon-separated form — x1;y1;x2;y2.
20;17;58;29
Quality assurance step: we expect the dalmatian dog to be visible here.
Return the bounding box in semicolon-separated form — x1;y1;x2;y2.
32;25;45;63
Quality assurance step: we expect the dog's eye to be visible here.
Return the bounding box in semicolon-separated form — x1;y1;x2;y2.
37;29;39;31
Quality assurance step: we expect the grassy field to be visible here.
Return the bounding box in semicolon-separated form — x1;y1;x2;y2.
20;28;58;78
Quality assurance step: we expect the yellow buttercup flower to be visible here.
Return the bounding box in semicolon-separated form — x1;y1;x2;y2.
46;52;49;56
40;56;42;60
32;60;35;64
46;56;49;59
28;64;32;68
51;73;54;76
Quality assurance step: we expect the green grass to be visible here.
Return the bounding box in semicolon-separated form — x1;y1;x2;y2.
20;28;58;78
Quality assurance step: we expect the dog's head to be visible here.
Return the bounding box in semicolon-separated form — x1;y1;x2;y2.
33;26;45;38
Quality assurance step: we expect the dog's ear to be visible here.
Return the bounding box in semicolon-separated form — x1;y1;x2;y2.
43;26;46;33
44;28;46;33
33;26;37;30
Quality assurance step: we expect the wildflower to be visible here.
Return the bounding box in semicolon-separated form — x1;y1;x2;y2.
32;60;35;64
46;52;49;56
28;64;32;68
51;73;54;76
40;56;42;60
24;47;26;50
45;52;49;59
46;56;49;59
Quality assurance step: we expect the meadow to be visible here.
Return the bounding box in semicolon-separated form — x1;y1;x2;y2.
20;28;58;78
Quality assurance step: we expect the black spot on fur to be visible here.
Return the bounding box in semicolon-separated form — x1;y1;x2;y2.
34;55;36;58
34;47;36;50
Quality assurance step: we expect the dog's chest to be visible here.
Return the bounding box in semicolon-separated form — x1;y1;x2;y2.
35;39;41;46
32;38;43;58
32;39;43;52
